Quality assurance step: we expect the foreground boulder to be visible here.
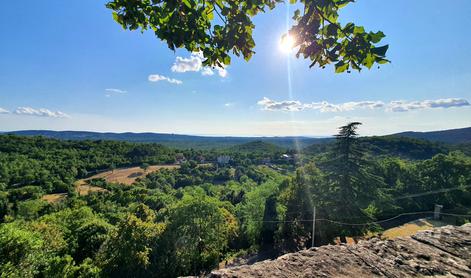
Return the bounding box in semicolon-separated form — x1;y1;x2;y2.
210;224;471;277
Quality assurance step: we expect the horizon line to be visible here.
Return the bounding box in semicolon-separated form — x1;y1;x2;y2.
2;126;470;139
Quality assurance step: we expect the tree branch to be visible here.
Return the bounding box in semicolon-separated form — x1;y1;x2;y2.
213;1;228;24
313;5;352;41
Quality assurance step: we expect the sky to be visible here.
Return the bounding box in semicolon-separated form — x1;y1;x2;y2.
1;0;471;137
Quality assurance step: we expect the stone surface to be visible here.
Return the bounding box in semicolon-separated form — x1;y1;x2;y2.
210;224;471;277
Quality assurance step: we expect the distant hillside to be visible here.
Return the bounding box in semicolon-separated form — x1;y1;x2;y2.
359;136;448;160
228;140;285;153
392;126;471;144
451;143;471;156
5;126;469;152
2;130;326;150
304;136;449;160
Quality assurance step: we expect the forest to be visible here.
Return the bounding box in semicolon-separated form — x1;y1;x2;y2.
1;123;471;277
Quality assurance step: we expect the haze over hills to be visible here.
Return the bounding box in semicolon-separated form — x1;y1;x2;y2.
2;126;471;149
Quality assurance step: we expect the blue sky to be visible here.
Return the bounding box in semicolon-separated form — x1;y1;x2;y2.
1;0;470;136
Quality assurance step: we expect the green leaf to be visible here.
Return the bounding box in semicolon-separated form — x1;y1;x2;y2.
343;23;355;34
335;61;349;73
106;0;389;73
336;0;354;8
353;26;365;34
363;53;375;69
376;58;390;64
182;0;192;8
369;31;385;43
371;45;389;57
112;12;122;25
327;24;338;37
292;9;301;20
223;55;231;65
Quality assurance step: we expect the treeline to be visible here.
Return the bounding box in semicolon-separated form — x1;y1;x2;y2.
1;126;471;277
304;135;450;160
0;162;285;277
0;135;178;192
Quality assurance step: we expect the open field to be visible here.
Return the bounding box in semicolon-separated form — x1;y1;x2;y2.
381;218;447;239
43;164;181;202
74;179;109;196
83;164;180;185
41;193;67;203
75;164;181;196
334;218;448;245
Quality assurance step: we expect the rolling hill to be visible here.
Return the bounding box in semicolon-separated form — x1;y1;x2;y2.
2;130;326;150
228;140;285;153
304;136;449;160
3;126;470;151
392;126;471;144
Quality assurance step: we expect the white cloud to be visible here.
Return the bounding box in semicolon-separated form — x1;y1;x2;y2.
171;54;202;73
258;97;305;112
388;98;470;112
340;101;385;111
171;52;228;78
148;74;183;85
217;67;228;78
14;107;70;118
0;108;9;114
258;97;469;113
224;102;236;107
201;67;215;76
257;97;384;112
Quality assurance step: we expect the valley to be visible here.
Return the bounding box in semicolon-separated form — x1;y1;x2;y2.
1;125;470;277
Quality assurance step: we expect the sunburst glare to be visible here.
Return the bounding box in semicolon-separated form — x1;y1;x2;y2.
279;34;296;54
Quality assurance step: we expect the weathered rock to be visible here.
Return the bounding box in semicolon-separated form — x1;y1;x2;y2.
210;224;471;277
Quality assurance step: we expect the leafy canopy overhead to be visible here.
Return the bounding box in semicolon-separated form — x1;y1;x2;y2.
106;0;389;73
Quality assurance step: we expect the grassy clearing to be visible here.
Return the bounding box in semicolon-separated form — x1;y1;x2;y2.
74;179;109;196
381;218;448;239
45;164;182;202
74;164;181;195
85;164;180;185
334;218;449;245
41;193;67;203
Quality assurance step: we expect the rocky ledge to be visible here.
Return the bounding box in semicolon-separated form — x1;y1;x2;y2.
210;224;471;277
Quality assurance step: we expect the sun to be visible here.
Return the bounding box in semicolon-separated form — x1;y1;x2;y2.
279;34;296;54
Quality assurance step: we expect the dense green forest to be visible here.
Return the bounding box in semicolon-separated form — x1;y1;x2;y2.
1;125;471;277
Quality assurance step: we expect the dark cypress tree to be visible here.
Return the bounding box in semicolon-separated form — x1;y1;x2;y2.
324;122;385;240
260;194;278;248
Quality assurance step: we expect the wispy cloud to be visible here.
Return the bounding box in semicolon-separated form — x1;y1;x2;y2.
148;74;183;85
388;98;470;112
105;88;127;94
13;107;70;118
105;88;127;97
224;102;236;108
0;108;9;114
257;97;469;113
171;52;228;78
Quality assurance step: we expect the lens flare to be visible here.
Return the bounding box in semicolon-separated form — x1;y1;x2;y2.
279;34;295;54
